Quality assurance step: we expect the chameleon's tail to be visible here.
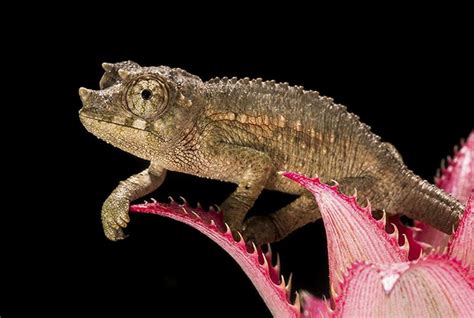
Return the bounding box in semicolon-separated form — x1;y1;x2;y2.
399;171;465;234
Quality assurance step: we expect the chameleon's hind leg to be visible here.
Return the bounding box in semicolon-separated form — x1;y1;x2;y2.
244;194;320;244
244;175;379;244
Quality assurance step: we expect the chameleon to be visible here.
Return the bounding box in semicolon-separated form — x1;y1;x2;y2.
79;60;464;244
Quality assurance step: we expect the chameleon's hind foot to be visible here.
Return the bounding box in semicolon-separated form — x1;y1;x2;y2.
243;215;280;245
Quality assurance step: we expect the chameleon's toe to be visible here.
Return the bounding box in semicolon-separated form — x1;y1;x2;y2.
120;213;130;223
116;217;128;228
105;218;121;230
244;215;279;245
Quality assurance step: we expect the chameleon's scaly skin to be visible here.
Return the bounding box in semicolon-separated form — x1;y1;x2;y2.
79;61;464;243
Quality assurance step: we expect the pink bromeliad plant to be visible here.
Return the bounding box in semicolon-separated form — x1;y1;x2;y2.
131;131;474;317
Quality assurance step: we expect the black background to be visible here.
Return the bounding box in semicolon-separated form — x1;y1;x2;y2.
5;6;473;317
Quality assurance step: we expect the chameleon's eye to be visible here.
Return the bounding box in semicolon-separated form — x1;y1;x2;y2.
126;78;169;119
141;89;152;100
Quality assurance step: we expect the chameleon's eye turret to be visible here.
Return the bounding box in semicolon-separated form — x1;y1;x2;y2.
125;76;169;119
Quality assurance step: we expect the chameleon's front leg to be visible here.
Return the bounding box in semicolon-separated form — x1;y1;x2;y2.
209;144;274;232
102;164;166;241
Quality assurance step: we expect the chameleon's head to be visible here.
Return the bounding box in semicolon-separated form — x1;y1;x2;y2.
79;61;203;160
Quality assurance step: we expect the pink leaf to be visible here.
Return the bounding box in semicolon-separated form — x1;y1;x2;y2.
130;201;300;318
333;256;474;317
300;290;331;318
387;216;424;260
282;173;408;296
436;131;474;202
416;131;474;250
448;194;474;275
413;223;450;253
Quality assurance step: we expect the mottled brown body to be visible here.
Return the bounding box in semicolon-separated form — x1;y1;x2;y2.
79;61;464;243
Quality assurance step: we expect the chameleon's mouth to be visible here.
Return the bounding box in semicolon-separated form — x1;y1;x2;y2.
79;108;154;135
78;111;130;142
79;110;164;160
79;109;132;127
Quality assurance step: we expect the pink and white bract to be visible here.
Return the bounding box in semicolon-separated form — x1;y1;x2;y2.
130;131;474;317
415;132;474;252
283;172;473;317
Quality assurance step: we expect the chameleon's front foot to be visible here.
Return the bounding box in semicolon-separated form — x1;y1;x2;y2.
101;194;130;241
99;167;166;241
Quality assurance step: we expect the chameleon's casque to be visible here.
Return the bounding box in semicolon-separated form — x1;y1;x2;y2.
79;61;464;243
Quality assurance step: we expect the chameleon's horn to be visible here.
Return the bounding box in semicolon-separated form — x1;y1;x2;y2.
118;69;131;81
102;62;114;72
78;87;93;102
